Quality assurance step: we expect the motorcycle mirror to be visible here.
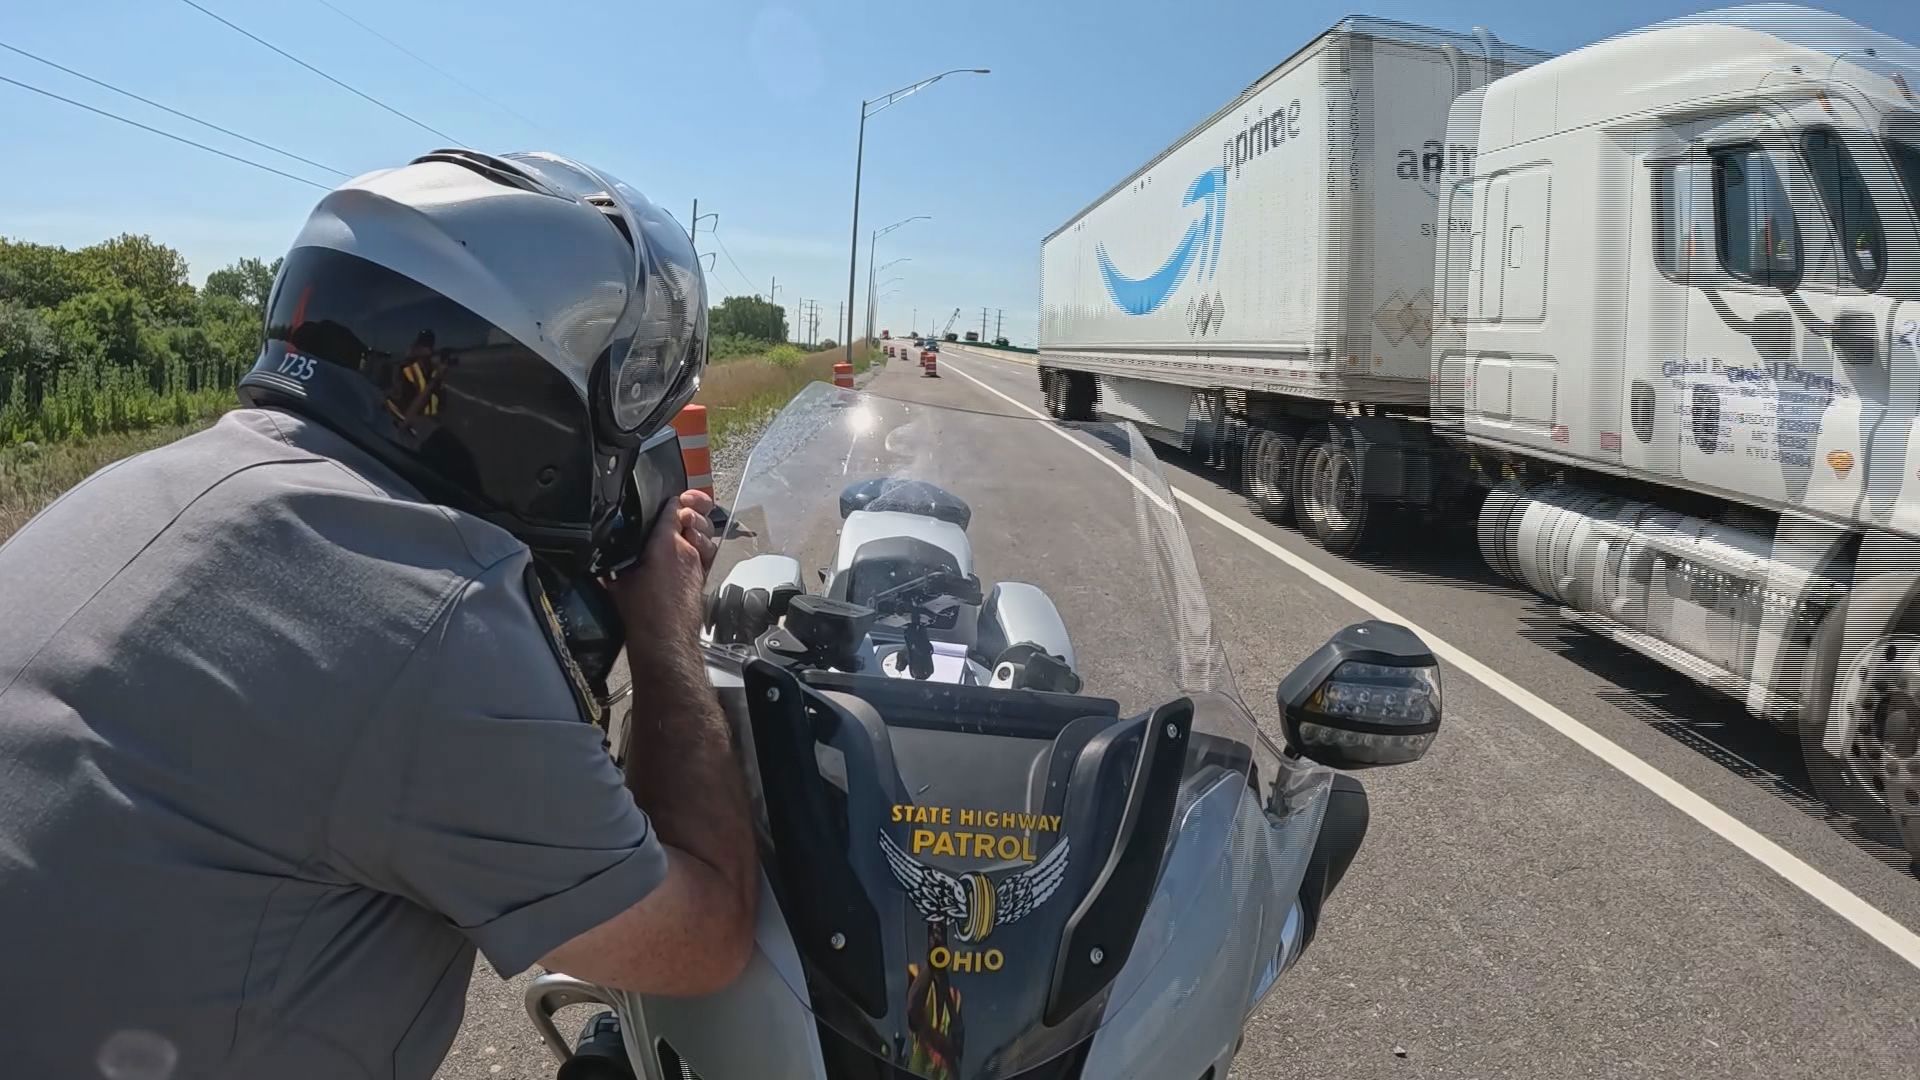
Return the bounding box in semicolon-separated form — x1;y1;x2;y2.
1276;621;1441;769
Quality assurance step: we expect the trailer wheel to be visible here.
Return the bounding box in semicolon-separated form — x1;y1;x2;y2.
1302;430;1370;555
1292;429;1327;535
1061;371;1098;422
1040;368;1066;419
1241;427;1297;523
1801;598;1920;861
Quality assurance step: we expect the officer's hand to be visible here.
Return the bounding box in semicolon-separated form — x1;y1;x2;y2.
672;489;720;572
607;490;718;644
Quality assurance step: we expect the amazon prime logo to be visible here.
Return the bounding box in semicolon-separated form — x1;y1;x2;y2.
1096;166;1226;317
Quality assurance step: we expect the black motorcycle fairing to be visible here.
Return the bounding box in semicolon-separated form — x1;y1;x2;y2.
839;477;974;529
736;651;1207;1078
831;536;968;609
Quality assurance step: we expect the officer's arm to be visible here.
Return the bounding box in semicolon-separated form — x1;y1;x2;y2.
327;554;749;994
538;497;757;994
537;635;758;996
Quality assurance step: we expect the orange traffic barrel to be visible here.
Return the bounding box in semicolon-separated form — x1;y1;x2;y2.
671;404;712;496
832;362;854;389
922;351;938;378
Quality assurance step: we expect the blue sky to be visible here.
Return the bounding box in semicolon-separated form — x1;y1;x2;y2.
2;0;1912;346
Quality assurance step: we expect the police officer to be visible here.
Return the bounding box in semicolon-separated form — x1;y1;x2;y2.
0;150;757;1078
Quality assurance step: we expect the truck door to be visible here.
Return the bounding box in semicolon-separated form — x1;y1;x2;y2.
1684;98;1901;521
1818;112;1920;531
1682;128;1801;506
1777;103;1904;527
1883;114;1920;537
1620;147;1699;481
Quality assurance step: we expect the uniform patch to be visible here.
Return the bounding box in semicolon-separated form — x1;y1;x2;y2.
524;563;604;729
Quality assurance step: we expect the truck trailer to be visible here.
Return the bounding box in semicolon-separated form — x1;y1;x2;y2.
1036;9;1920;860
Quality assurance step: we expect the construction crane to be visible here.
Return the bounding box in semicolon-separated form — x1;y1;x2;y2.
941;308;961;339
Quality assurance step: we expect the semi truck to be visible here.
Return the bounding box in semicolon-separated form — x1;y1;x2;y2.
1035;9;1920;860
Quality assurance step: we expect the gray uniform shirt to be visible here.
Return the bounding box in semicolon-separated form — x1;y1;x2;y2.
0;409;667;1079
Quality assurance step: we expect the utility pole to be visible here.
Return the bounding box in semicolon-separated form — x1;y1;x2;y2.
836;302;843;347
688;200;718;249
981;307;988;341
995;309;1003;341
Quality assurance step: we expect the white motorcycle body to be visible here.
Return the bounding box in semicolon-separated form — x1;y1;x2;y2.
529;386;1437;1080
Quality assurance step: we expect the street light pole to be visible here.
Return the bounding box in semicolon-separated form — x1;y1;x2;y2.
868;256;910;344
865;219;926;347
843;68;989;367
843;103;866;363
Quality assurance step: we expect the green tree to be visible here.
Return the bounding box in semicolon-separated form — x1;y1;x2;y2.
50;286;147;374
203;256;282;319
0;299;71;402
709;295;788;343
76;234;193;322
0;239;104;309
195;291;263;384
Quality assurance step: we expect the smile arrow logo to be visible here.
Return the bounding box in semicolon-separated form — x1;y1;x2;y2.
1096;166;1226;316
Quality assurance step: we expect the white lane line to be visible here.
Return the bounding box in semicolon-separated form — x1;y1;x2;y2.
943;354;1920;972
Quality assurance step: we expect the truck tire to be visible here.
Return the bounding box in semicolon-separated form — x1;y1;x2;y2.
1062;370;1098;422
1292;429;1327;535
1800;597;1920;861
1241;426;1297;524
1040;367;1066;419
1301;427;1371;555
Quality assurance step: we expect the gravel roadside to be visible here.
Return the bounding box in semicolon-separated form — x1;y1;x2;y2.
434;362;882;1080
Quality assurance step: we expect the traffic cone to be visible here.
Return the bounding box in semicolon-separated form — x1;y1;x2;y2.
671;404;712;498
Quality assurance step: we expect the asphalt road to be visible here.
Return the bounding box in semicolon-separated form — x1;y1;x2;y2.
440;345;1920;1080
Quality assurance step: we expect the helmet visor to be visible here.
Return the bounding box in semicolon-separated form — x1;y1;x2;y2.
254;245;594;531
499;153;708;436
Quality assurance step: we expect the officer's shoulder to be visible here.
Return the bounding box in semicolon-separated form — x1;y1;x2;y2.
233;408;528;573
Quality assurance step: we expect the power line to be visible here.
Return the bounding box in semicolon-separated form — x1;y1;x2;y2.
0;40;349;178
708;230;759;297
175;0;459;143
310;0;548;135
0;74;327;189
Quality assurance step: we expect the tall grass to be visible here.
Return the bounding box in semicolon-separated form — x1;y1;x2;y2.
0;359;237;448
698;342;875;449
1;342;876;546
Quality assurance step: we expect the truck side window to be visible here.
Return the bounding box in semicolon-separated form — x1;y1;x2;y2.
1801;128;1886;291
1711;145;1801;291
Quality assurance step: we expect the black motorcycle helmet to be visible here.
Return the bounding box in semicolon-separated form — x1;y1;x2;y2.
239;149;708;577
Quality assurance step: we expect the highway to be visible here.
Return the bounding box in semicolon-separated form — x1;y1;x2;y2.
439;344;1920;1080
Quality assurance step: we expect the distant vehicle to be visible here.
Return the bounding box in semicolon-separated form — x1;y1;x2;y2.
881;330;890;339
994;336;1010;347
924;339;940;352
943;333;958;342
964;330;980;342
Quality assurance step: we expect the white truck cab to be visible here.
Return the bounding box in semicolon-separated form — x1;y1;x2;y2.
1439;7;1920;849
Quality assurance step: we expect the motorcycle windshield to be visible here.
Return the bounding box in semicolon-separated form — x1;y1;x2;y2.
711;383;1277;1080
